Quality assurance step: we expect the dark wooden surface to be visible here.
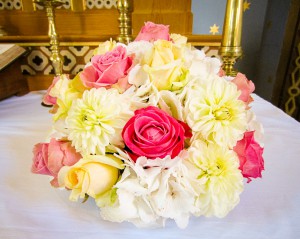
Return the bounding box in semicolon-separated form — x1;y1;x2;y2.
0;45;28;100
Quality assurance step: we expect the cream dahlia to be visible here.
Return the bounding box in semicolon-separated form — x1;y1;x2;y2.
187;140;244;217
185;75;247;147
66;88;131;155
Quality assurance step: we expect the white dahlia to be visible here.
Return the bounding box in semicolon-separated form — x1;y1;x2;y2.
66;88;131;155
187;140;244;218
184;75;247;147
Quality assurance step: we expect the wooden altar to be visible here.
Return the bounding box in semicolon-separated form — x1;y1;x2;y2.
0;0;222;91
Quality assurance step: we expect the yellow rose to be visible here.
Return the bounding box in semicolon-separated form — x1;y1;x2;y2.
170;33;188;45
150;40;183;67
93;39;117;56
58;154;124;201
144;62;188;91
150;40;174;67
144;40;188;91
53;90;82;121
51;73;84;121
69;72;87;94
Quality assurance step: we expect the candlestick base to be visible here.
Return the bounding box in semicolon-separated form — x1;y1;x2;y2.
219;46;242;77
219;0;244;77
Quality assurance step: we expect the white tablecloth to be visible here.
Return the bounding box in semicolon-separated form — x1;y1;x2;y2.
0;91;299;239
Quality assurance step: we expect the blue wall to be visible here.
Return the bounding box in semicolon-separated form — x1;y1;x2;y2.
192;0;226;35
191;0;291;101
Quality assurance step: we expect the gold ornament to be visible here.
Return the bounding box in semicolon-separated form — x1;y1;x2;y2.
34;0;64;76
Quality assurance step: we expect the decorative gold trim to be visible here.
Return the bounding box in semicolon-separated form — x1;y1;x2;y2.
285;42;300;115
0;35;222;47
22;0;35;12
8;41;221;47
71;0;85;11
219;0;244;76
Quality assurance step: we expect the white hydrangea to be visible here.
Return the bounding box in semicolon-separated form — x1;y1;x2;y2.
246;110;265;146
158;90;184;121
183;47;222;79
126;40;154;65
100;154;198;228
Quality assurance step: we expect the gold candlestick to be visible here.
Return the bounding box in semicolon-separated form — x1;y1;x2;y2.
34;0;64;76
117;0;133;44
219;0;244;76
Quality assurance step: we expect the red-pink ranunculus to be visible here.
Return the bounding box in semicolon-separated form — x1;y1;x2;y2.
233;131;264;183
42;76;61;105
135;21;170;42
122;106;191;162
80;46;133;90
31;139;82;187
232;73;255;106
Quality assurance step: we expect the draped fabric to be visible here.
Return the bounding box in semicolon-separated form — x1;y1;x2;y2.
0;91;299;238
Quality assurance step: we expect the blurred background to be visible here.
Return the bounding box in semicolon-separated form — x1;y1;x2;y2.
0;0;299;120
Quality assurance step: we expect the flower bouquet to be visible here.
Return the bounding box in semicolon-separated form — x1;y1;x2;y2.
31;22;264;228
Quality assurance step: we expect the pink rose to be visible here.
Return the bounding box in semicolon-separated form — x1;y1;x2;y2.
218;68;226;77
232;73;255;106
135;21;170;42
122;106;191;162
31;143;51;175
233;131;264;183
42;76;61;105
31;139;81;187
80;46;133;90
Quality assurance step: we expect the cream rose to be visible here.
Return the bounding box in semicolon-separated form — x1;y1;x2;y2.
143;40;188;91
58;154;124;201
93;39;117;55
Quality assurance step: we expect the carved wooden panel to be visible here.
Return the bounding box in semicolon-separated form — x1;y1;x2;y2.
132;0;192;35
0;0;192;38
0;0;120;37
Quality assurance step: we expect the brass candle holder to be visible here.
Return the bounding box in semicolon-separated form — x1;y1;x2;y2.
219;0;244;76
34;0;64;76
117;0;133;44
